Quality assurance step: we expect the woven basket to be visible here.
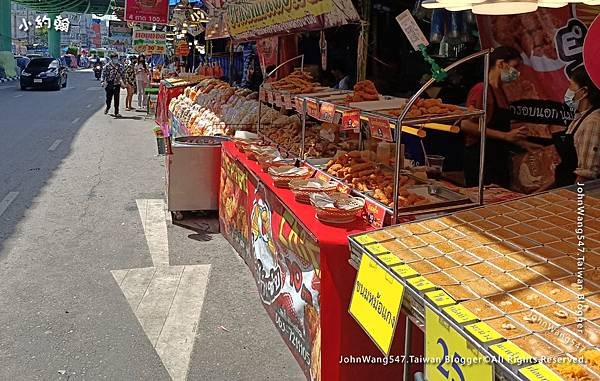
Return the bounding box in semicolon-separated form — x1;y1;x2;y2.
269;166;311;188
310;193;365;224
289;179;338;204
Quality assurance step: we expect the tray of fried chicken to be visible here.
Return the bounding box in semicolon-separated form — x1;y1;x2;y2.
267;71;320;95
324;150;468;211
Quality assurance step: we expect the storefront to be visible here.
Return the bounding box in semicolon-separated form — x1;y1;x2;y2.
160;0;600;380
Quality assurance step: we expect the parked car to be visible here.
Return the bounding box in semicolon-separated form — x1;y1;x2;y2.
20;57;68;90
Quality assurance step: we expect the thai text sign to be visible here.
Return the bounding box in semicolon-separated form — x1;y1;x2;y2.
133;29;166;55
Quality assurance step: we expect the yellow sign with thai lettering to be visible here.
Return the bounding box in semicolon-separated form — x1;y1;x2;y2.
226;0;333;37
349;254;404;355
426;307;493;381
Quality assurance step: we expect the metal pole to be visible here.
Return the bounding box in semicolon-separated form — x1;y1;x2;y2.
0;0;11;52
47;13;61;59
403;318;413;381
478;51;490;205
301;98;307;159
392;116;403;225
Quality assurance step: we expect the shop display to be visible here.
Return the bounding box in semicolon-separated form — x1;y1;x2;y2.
261;122;358;158
310;192;366;224
268;165;311;188
382;98;466;119
169;79;262;136
324;151;429;207
267;70;319;94
348;184;600;381
343;80;380;103
289;178;338;204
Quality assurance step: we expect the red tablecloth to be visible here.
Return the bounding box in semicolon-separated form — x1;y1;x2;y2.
155;83;185;136
221;142;424;381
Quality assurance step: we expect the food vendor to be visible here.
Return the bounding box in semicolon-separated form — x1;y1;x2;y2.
461;46;529;187
553;65;600;185
332;66;352;90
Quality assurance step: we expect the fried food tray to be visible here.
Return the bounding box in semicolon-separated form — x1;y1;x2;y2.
346;184;600;380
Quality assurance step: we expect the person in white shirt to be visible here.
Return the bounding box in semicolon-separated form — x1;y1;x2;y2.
135;54;150;109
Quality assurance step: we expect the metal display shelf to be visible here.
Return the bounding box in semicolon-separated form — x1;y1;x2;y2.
347;182;600;381
257;50;491;226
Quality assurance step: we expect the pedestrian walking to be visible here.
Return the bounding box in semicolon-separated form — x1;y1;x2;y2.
124;57;137;111
101;53;125;118
135;54;150;110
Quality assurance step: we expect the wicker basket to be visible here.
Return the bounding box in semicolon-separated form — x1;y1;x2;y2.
289;179;338;204
269;166;311;188
310;193;365;224
248;146;277;162
258;158;292;172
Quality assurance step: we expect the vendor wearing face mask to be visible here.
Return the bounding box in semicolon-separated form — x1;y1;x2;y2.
461;46;529;188
553;66;600;186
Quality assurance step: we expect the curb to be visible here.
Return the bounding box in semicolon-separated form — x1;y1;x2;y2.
0;76;19;83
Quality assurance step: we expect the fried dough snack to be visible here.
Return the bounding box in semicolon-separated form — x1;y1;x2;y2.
261;123;358;158
325;153;429;207
343;80;380;103
269;71;318;94
384;98;463;119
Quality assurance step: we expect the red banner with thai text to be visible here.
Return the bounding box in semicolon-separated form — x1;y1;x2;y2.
477;5;600;192
125;0;169;24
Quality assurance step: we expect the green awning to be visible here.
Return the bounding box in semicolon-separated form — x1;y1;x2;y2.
13;0;123;16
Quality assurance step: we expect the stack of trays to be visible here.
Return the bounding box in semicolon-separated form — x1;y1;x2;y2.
349;186;600;380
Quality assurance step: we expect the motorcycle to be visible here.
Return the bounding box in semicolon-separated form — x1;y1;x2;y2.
93;64;102;80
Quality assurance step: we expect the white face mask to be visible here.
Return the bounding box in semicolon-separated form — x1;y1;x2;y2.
564;87;584;110
501;66;520;83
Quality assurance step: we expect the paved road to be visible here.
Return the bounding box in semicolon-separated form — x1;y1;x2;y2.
0;71;304;381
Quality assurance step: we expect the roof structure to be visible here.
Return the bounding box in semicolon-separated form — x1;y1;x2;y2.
12;0;123;15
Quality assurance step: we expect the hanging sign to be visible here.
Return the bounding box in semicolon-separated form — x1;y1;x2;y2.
225;0;359;40
349;254;405;356
341;109;361;131
267;91;275;104
395;10;429;51
319;102;336;123
294;97;303;111
283;93;293;110
132;28;166;54
306;100;320;119
275;93;284;108
125;0;169;24
425;307;493;381
369;117;393;142
362;198;387;228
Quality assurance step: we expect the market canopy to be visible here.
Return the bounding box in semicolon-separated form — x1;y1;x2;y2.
213;0;360;40
12;0;123;16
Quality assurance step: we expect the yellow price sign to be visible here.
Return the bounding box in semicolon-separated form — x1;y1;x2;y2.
354;234;376;245
365;243;389;255
489;341;533;366
519;364;564;381
377;253;402;266
443;304;478;325
425;307;493;381
464;322;503;344
391;264;419;278
407;276;436;291
426;290;456;307
349;255;405;355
